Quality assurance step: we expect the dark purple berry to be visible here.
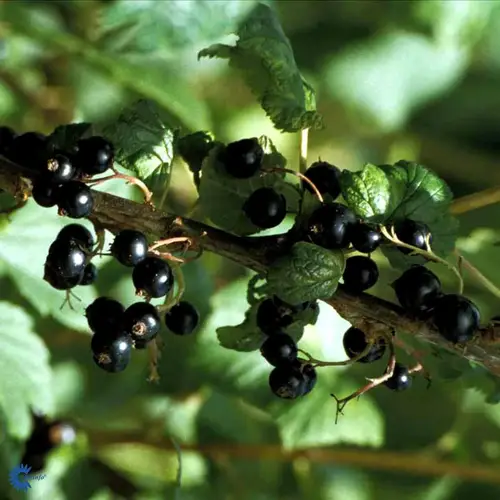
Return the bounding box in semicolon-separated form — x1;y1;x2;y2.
260;333;298;367
57;223;95;251
46;239;86;278
302;161;341;199
394;219;432;254
44;265;82;290
307;203;357;249
75;136;114;175
269;364;306;399
6;132;49;170
384;363;412;391
86;297;125;333
165;301;199;335
243;187;286;229
57;181;94;219
91;330;132;373
219;138;263;178
110;230;148;267
80;263;98;286
32;180;60;208
349;223;382;253
122;302;161;342
132;256;174;298
343;327;386;363
342;256;379;292
43;154;76;183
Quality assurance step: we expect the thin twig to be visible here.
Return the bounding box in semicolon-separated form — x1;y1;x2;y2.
450;185;500;215
455;250;500;300
299;128;309;174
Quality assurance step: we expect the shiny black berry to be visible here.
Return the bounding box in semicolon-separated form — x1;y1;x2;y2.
269;364;306;399
132;256;174;298
0;126;16;154
165;301;199;335
302;161;341;199
43;154;76;183
433;294;480;344
75;136;114;175
46;239;86;278
342;256;379;293
219;138;263;178
86;297;125;332
302;363;317;395
343;326;386;363
260;333;298;367
110;229;148;267
394;219;432;254
32;180;60;208
57;181;94;219
307;203;357;249
80;263;98;286
6;132;48;170
91;330;132;373
243;187;286;229
384;363;412;391
349;223;382;253
256;297;295;335
44;265;82;290
57;223;95;251
122;302;161;342
393;265;442;316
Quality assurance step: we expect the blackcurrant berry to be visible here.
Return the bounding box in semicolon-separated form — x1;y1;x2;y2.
57;223;95;251
219;138;263;178
433;294;480;344
42;154;76;183
394;219;432;254
0;126;16;154
6;132;49;170
80;263;98;286
393;265;442;315
260;333;298;367
57;181;94;219
307;203;357;249
302;363;317;395
384;363;412;391
110;229;148;267
349;223;382;254
269;364;306;399
122;302;161;342
132;256;174;298
302;161;341;199
256;297;295;335
44;265;82;290
343;326;386;363
32;180;60;208
46;239;86;278
91;330;132;373
165;301;199;335
86;297;125;332
75;136;114;175
342;256;379;293
243;187;286;229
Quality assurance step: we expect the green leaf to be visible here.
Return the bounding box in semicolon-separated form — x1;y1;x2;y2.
0;200;98;331
176;131;216;174
98;99;175;202
198;3;323;132
0;302;53;439
266;242;345;304
197;137;287;235
48;122;93;151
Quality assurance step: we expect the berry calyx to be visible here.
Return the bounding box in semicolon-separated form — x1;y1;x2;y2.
269;364;306;399
432;294;480;344
384;363;412;391
302;161;341;199
393;265;442;316
260;333;298;367
32;180;60;208
80;263;98;286
43;154;76;183
349;223;382;254
122;302;161;342
91;330;132;373
57;223;95;251
165;301;199;335
394;219;432;254
45;239;86;278
86;297;125;332
243;187;286;229
343;326;386;363
307;203;357;249
342;256;379;293
75;136;114;175
57;181;94;219
219;138;263;178
110;229;148;267
132;256;174;298
0;126;16;154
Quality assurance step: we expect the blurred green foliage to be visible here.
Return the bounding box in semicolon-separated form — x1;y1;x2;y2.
1;1;500;499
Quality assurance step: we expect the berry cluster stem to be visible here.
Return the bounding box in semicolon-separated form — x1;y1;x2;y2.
299;128;309;175
455;250;500;300
263;166;324;203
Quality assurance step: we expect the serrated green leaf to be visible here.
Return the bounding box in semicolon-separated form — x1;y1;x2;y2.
197;137;287;235
48;122;93;151
198;3;323;132
266;242;345;304
175;131;215;174
0;201;98;331
0;302;53;438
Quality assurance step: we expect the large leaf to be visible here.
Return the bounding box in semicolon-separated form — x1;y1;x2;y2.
0;302;53;439
198;3;323;132
0;200;99;331
266;242;345;304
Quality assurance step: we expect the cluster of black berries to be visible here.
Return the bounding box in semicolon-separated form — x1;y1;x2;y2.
21;413;76;473
256;296;318;399
394;265;480;344
218;138;287;229
0;125;114;218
